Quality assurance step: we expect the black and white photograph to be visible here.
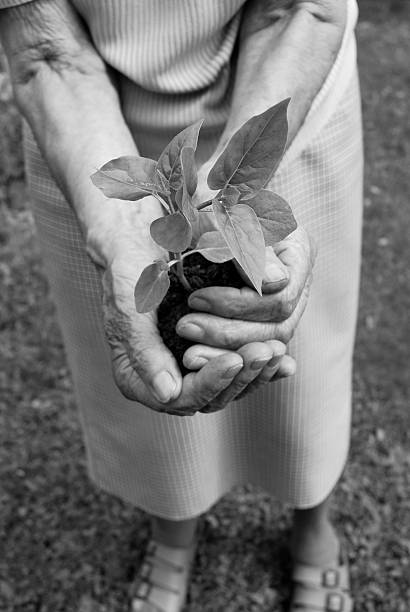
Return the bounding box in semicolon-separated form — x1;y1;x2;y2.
0;1;409;610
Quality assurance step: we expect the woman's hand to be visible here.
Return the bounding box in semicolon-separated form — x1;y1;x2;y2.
101;266;244;416
92;197;295;415
176;226;316;349
189;165;308;399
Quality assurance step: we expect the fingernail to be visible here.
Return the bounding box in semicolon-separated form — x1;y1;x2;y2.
223;362;243;379
190;357;208;368
176;322;204;340
267;355;282;368
251;358;269;370
151;371;178;403
188;297;210;311
263;278;288;289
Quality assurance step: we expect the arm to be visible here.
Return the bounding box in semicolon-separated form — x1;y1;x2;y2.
0;0;260;413
179;1;346;375
0;0;161;260
217;0;346;155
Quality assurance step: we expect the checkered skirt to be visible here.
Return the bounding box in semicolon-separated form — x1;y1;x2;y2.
22;14;362;519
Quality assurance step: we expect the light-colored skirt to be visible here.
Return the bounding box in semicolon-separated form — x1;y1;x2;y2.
23;27;363;519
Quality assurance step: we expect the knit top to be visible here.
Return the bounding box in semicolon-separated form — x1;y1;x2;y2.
1;0;358;161
0;0;247;155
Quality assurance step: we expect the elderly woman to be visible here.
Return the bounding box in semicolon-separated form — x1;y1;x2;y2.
0;1;361;611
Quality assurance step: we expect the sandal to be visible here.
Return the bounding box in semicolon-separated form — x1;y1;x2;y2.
289;549;354;611
130;539;196;612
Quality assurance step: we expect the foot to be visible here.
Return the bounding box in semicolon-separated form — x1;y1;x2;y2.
130;539;196;612
289;522;353;611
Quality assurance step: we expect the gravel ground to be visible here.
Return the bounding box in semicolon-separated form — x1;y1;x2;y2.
1;5;409;612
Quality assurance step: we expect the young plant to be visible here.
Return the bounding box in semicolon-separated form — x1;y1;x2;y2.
91;99;297;313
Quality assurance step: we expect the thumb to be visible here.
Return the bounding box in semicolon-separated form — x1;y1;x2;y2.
105;310;183;405
262;246;289;293
127;314;183;403
233;246;289;295
101;263;183;405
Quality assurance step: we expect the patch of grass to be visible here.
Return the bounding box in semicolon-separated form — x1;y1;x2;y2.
1;12;410;612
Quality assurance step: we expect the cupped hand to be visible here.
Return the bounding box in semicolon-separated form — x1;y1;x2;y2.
176;226;316;348
183;340;296;412
91;197;296;415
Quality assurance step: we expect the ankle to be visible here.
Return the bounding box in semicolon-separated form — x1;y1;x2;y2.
151;516;198;549
290;519;339;567
293;512;333;537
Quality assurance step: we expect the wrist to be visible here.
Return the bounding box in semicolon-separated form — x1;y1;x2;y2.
85;197;164;269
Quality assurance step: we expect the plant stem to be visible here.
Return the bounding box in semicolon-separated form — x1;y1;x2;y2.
167;194;177;214
196;199;212;211
175;253;192;292
155;194;171;214
168;249;192;268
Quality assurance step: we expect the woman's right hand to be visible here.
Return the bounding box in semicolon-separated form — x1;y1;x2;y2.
100;252;247;416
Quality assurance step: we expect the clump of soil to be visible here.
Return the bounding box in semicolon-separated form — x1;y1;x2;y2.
157;253;243;372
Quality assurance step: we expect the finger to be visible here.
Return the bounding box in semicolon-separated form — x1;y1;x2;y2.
176;352;244;410
181;279;310;349
200;342;273;412
107;331;183;405
228;342;286;399
188;230;313;322
188;268;310;323
187;275;309;323
114;349;245;416
235;353;297;399
262;245;290;291
183;344;232;370
272;354;297;380
233;246;289;293
250;352;296;387
187;285;287;323
183;339;286;371
269;226;316;300
253;344;287;383
177;312;284;349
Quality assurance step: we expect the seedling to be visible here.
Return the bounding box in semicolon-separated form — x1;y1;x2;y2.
91;99;297;314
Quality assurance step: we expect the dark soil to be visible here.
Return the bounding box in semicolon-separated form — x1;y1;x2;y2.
157;253;244;371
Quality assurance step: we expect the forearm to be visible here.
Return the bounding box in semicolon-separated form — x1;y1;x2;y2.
220;0;347;152
0;0;162;265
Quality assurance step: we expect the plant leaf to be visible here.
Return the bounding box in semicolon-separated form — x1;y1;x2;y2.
180;147;198;196
245;189;297;245
219;185;241;207
196;231;233;263
212;200;266;294
91;155;162;200
134;260;170;313
207;99;289;193
155;169;170;194
150;213;192;252
179;148;199;225
191;209;216;246
180;187;199;230
157;120;203;190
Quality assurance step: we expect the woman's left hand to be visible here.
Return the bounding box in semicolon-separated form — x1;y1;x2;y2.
177;226;316;350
